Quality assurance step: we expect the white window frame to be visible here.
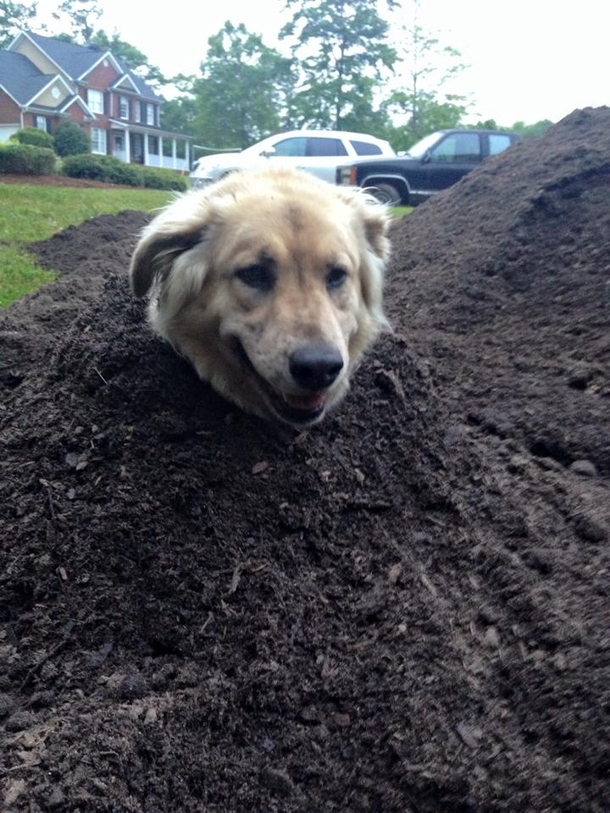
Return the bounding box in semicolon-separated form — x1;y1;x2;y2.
119;96;129;120
134;101;141;123
35;115;48;132
146;103;155;126
91;127;107;155
87;89;104;115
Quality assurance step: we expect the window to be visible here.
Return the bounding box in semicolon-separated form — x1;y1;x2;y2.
489;133;513;156
162;138;173;157
148;136;159;155
119;96;129;120
431;132;480;163
134;101;141;123
35;115;48;132
270;137;307;157
306;138;348;157
91;127;107;155
114;133;124;151
146;104;155;126
351;139;382;156
87;89;104;114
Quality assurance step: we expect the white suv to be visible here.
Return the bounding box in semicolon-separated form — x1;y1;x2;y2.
189;130;395;189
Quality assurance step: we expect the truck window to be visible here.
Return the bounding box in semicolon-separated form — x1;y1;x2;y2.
351;140;382;156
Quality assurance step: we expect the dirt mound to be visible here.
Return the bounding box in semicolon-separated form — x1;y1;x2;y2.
1;108;609;813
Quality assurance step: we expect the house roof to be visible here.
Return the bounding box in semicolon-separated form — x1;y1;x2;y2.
23;32;158;102
0;50;52;105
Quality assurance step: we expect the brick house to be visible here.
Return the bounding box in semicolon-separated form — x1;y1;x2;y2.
0;32;191;172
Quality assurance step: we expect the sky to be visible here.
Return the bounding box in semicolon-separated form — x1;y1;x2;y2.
37;0;608;127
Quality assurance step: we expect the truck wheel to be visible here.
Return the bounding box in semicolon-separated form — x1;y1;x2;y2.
370;183;402;206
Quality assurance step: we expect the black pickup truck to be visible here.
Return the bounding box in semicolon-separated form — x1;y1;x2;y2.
336;128;520;206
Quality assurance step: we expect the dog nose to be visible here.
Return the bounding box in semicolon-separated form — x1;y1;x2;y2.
289;345;344;390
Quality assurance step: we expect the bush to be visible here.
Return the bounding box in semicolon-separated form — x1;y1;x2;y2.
10;126;55;150
62;154;188;190
0;144;57;175
53;121;90;157
140;167;188;191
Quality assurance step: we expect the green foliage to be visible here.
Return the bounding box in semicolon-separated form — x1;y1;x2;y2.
53;121;90;157
386;3;470;146
10;126;54;149
61;154;187;190
0;144;56;175
140;166;188;191
187;22;294;150
89;30;167;87
52;0;101;43
385;93;467;152
280;0;396;131
0;0;37;48
510;120;553;138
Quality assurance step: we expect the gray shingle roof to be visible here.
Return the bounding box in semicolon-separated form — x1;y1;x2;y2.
0;50;52;104
26;32;158;101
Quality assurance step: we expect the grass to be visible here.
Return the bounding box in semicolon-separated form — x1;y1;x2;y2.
0;182;174;307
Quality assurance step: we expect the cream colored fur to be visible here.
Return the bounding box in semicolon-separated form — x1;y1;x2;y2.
129;166;391;426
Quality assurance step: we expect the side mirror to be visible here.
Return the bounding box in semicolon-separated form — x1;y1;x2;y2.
421;148;432;164
261;147;276;158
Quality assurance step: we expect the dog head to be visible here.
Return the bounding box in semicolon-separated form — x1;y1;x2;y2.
129;166;391;426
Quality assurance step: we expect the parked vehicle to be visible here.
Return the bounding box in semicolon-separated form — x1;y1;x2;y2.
336;129;520;205
189;130;395;189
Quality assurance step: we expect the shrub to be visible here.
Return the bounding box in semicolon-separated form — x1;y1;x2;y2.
61;154;140;184
140;167;188;191
62;153;188;190
0;144;56;175
10;126;55;150
53;121;90;157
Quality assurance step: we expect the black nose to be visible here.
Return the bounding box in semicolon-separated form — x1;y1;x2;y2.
289;345;344;391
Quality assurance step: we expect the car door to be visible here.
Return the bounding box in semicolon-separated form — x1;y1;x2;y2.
418;131;482;195
297;137;350;182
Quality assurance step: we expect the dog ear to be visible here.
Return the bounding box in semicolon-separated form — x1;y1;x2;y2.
129;194;215;298
359;201;391;263
129;230;203;298
336;188;391;262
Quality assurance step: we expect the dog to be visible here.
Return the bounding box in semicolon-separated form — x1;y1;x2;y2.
129;165;391;426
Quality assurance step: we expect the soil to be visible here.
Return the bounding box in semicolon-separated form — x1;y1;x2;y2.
1;107;609;813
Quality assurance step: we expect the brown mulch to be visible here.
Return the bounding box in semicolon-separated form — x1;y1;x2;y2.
1;107;609;813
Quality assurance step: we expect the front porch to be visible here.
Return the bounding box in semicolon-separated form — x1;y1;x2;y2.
109;124;191;172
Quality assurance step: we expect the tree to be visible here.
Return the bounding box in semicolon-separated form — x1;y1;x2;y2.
385;0;469;149
188;22;295;151
51;0;101;44
89;30;167;87
0;0;37;48
280;0;397;131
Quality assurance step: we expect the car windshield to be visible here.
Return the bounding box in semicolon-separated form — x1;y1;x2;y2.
405;131;445;159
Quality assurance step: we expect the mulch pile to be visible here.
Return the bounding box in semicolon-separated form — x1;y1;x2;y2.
1;107;609;813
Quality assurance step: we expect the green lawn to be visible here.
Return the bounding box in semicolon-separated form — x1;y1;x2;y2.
0;183;174;307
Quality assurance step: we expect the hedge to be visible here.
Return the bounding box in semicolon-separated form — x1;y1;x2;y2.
0;144;57;175
10;126;55;150
61;154;188;191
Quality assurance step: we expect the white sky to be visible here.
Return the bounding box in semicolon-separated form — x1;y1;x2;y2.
38;0;608;126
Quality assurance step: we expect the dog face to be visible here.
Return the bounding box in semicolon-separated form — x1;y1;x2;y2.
129;166;390;426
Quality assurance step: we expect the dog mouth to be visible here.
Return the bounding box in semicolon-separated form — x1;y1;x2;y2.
230;339;328;425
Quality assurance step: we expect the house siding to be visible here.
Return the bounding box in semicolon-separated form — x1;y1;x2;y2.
13;38;59;77
0;91;20;124
0;33;192;172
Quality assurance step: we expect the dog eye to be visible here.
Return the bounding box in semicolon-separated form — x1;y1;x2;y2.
235;264;275;293
326;267;348;291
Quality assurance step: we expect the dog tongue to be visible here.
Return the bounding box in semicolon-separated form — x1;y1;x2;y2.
283;392;325;412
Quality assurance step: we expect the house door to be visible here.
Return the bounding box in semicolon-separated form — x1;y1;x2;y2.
130;133;144;164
